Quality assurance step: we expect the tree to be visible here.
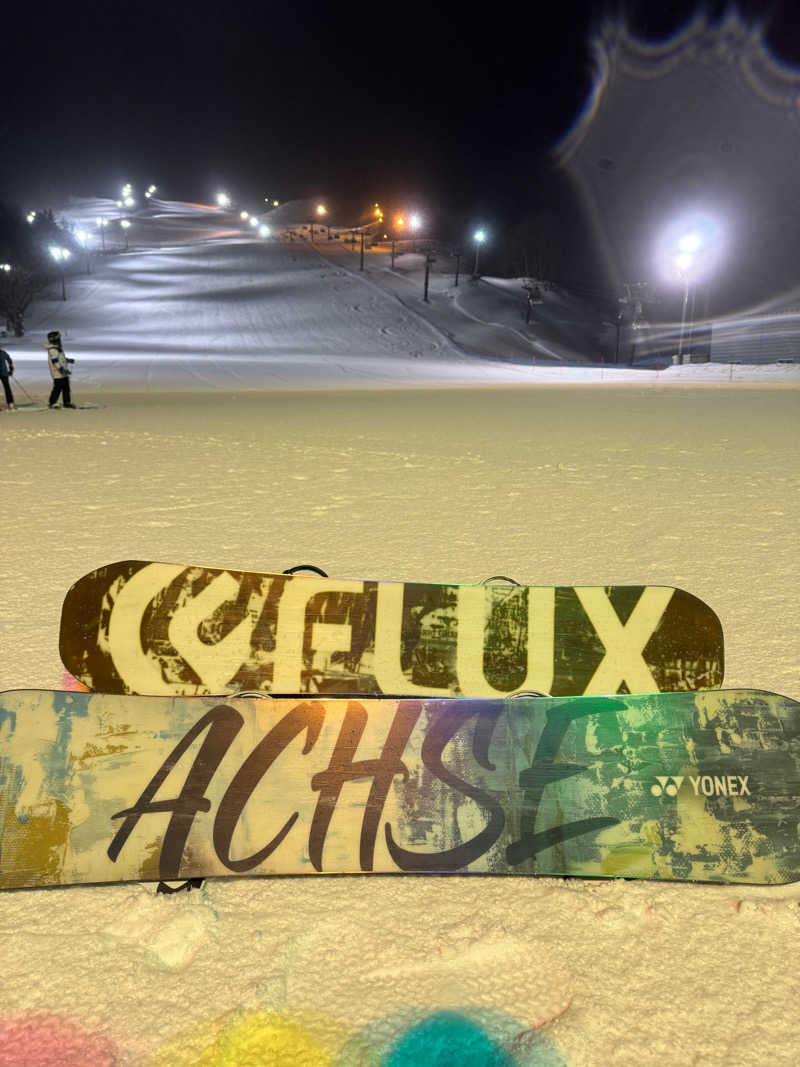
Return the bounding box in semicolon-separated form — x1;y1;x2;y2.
0;202;77;335
0;267;47;336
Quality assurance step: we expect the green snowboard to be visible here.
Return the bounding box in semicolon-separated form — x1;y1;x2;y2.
1;688;797;890
59;561;724;697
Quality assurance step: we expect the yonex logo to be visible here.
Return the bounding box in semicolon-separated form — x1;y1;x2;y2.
650;774;751;798
651;775;684;797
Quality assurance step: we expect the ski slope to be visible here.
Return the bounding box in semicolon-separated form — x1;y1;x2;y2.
6;199;798;392
7;200;532;391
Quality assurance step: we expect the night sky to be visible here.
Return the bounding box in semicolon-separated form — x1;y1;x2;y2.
4;1;800;228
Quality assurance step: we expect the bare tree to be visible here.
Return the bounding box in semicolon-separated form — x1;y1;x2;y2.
0;267;48;336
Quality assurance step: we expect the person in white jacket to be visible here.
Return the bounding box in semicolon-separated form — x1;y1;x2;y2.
46;330;76;408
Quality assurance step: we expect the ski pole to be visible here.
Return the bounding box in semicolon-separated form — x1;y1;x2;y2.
11;375;40;404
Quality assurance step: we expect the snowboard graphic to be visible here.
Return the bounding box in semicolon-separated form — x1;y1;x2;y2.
1;688;797;890
59;561;724;697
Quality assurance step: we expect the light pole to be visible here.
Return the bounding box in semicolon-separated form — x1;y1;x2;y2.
424;251;436;302
453;248;462;287
312;204;326;244
120;219;131;250
409;212;421;253
393;216;405;267
472;229;486;276
96;217;108;252
677;234;704;361
49;246;71;300
360;231;365;271
75;230;91;274
673;233;702;364
659;217;720;365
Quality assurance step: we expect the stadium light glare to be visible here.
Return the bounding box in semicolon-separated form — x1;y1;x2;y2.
677;232;702;255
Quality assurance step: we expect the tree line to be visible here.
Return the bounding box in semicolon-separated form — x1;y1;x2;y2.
0;204;77;336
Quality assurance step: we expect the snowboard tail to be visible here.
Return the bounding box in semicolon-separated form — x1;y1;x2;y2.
1;688;797;890
59;561;724;697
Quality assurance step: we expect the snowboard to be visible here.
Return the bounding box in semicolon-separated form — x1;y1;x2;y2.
59;561;724;698
1;688;797;890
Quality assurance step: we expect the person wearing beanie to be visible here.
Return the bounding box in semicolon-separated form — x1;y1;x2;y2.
46;330;76;409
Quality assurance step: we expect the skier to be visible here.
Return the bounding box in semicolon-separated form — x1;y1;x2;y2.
46;330;76;409
0;347;15;409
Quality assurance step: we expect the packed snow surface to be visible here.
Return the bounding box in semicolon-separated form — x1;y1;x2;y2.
0;201;798;1066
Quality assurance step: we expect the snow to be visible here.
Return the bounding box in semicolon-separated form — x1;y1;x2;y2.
6;199;798;389
0;201;798;1065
